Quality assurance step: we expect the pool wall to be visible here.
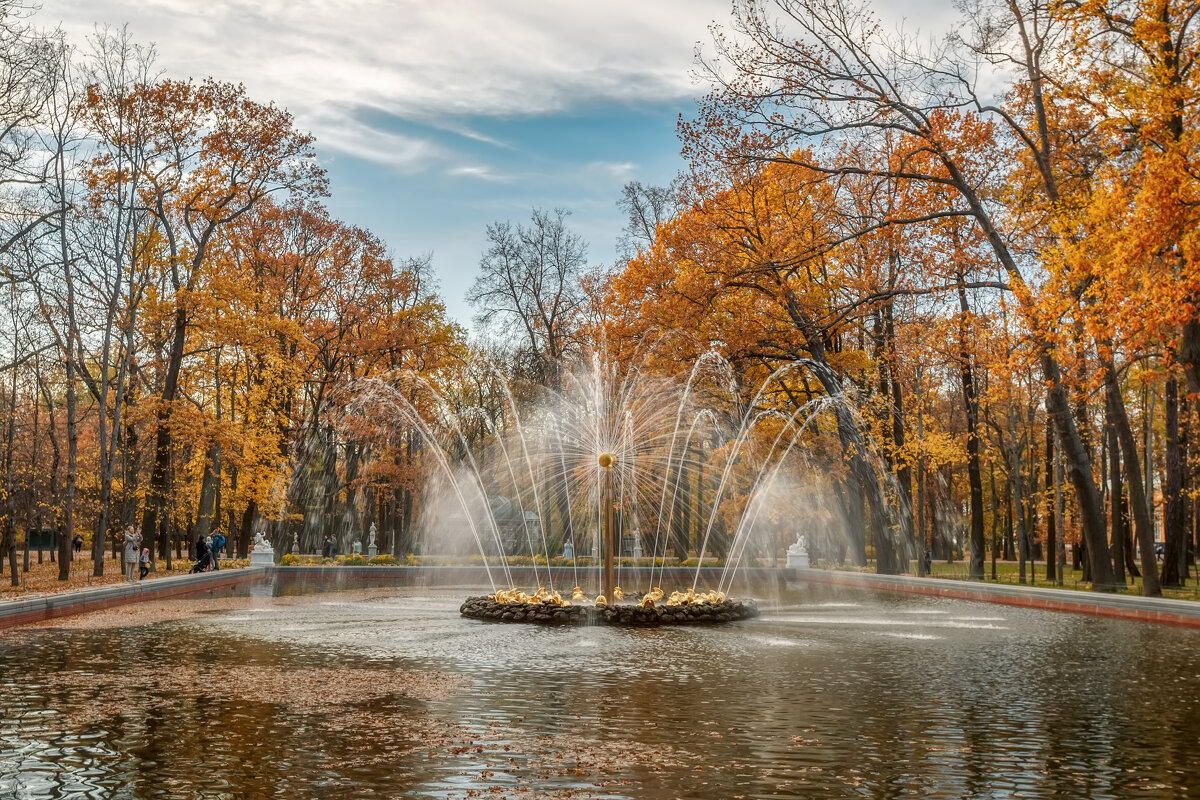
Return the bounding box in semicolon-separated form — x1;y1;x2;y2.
4;564;1200;630
0;568;266;630
791;568;1200;628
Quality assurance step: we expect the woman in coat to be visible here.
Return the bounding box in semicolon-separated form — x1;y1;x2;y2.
123;525;142;583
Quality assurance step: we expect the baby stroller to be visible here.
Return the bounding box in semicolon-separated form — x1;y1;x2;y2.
189;538;212;573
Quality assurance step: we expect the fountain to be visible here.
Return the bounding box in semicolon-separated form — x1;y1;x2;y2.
460;449;759;625
346;346;849;626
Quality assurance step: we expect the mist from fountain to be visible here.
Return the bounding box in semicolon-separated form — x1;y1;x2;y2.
345;344;858;602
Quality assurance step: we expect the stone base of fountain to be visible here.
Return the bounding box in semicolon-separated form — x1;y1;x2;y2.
459;596;759;626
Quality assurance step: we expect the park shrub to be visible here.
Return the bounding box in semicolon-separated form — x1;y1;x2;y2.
679;557;724;567
365;554;419;566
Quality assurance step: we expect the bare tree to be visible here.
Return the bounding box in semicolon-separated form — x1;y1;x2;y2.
616;177;684;261
468;208;589;391
75;27;158;574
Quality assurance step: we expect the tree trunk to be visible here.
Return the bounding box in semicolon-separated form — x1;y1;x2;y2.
141;306;187;557
1162;375;1185;587
882;302;914;572
40;380;61;572
1055;441;1065;585
5;348;18;587
956;278;986;579
60;356;77;580
915;368;928;576
1182;393;1192;577
1045;419;1056;582
195;441;220;540
1181;316;1200;395
1107;407;1127;588
239;500;257;559
838;475;867;566
1003;471;1015;562
1005;476;1015;567
1122;492;1140;578
1007;407;1030;584
989;461;999;580
1101;357;1161;595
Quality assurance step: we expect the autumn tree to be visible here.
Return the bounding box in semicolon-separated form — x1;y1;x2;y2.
86;77;326;559
685;0;1124;587
606;158;915;571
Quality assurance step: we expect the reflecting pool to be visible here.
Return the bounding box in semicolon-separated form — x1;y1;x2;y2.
2;585;1199;798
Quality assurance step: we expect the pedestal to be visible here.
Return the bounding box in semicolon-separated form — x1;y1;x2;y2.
786;549;809;568
368;544;378;557
250;548;274;566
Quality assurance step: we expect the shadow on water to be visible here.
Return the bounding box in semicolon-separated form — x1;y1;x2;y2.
2;583;1199;799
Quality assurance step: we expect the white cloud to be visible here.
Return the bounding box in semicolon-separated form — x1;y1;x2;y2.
45;0;961;173
447;164;507;182
307;109;445;171
47;0;732;166
588;161;637;181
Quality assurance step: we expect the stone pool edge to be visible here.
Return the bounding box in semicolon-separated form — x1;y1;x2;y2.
0;568;267;630
788;568;1200;629
4;565;1199;631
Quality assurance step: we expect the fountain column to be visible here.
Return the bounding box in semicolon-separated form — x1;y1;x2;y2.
599;453;615;601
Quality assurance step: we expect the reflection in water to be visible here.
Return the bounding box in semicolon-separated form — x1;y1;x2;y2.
2;586;1199;798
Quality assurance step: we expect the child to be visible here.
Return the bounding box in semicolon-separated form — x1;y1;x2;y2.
139;547;151;580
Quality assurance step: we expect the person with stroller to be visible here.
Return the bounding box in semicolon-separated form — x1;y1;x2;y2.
190;535;212;574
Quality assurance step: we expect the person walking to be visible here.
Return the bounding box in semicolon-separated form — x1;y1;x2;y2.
210;530;226;570
72;533;83;555
123;525;141;583
139;547;151;580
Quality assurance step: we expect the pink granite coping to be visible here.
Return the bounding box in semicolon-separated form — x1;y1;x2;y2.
790;568;1200;628
0;568;266;630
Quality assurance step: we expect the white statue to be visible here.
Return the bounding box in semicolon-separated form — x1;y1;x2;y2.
368;523;377;548
786;534;810;569
250;529;275;566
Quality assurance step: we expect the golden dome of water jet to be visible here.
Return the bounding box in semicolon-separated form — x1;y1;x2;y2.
597;452;615;468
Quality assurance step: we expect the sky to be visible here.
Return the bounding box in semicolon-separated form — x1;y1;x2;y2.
42;0;957;326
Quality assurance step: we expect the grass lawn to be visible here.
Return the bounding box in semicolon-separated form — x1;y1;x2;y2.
0;551;248;601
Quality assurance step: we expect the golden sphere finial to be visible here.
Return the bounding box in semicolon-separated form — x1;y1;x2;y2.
597;452;615;469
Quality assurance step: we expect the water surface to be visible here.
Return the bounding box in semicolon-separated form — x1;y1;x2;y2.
2;585;1198;798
